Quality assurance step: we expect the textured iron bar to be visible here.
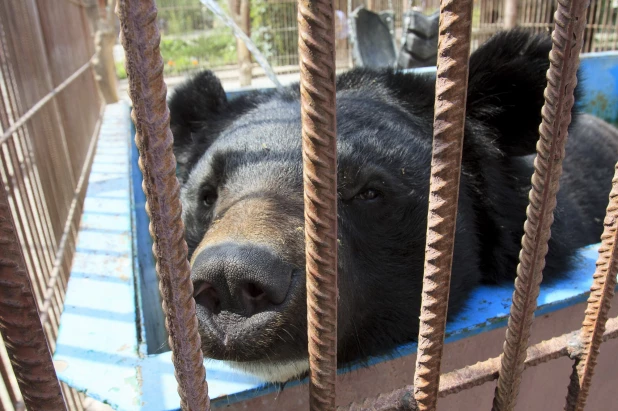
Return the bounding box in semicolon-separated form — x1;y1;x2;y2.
341;317;618;411
297;0;338;407
564;161;618;411
564;357;581;410
1;144;46;305
413;0;474;410
0;183;67;410
492;0;591;409
115;1;210;410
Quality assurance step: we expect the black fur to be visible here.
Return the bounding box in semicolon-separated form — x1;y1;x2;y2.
168;30;618;380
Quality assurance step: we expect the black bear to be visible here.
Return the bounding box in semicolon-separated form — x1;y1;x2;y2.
168;30;618;382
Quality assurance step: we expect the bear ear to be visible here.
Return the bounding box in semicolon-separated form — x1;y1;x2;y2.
168;70;228;148
168;70;228;182
466;30;559;156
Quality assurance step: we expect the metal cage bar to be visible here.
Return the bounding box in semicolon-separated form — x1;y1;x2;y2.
297;0;339;408
412;0;474;410
0;179;67;410
492;0;591;409
565;162;618;410
115;1;210;410
342;316;618;410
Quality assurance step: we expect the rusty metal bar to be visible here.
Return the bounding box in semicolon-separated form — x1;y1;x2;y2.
341;317;618;411
0;181;66;410
492;0;591;409
115;1;210;410
297;0;338;407
564;162;618;411
564;357;581;410
413;0;474;410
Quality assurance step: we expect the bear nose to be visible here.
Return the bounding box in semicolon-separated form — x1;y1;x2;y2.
191;243;294;317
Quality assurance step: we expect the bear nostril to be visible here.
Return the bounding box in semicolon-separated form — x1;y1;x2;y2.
240;282;271;316
245;282;266;299
191;244;295;317
194;282;221;315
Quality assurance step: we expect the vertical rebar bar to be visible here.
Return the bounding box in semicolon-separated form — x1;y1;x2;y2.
564;162;618;411
491;0;590;409
115;1;210;410
564;358;581;410
298;0;338;408
412;0;474;410
0;180;67;411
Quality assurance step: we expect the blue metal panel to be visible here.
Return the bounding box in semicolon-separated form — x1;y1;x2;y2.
54;51;618;410
579;52;618;125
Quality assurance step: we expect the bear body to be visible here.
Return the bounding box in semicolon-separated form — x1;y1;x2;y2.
168;30;618;382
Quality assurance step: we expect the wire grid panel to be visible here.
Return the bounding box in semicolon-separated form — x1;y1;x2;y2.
0;0;103;409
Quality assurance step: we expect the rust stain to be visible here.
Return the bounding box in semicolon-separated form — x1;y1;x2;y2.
116;344;131;352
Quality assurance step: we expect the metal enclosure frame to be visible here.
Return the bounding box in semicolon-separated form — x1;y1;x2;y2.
2;0;618;410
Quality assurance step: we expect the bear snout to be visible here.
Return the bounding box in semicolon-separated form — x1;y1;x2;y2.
191;243;295;317
190;242;307;361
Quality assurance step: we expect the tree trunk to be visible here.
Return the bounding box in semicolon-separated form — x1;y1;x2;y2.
229;0;252;87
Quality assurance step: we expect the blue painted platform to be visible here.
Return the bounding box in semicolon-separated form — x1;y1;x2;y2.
53;52;618;410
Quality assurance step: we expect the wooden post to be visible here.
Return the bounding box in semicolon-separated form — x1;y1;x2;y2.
93;0;119;104
228;0;252;87
504;0;518;29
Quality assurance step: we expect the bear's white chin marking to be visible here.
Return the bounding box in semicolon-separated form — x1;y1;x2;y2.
226;358;310;383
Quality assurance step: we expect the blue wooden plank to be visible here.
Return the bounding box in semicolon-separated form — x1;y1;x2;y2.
54;103;143;410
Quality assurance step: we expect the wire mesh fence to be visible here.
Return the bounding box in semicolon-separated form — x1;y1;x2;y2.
130;0;618;83
0;1;104;410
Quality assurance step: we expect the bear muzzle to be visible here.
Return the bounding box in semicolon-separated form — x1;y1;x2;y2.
190;242;306;361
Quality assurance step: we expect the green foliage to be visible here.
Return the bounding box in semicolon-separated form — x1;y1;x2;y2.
115;61;127;80
159;32;238;76
250;0;275;61
113;0;301;78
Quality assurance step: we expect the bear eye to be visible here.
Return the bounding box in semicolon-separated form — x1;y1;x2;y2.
354;188;382;201
202;190;217;207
